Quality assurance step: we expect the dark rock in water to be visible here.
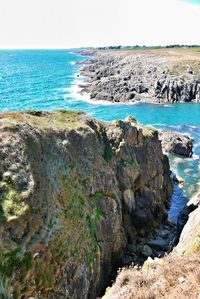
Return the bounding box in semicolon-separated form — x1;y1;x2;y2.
159;130;193;157
0;110;172;299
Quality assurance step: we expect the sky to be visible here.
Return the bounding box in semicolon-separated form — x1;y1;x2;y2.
0;0;200;48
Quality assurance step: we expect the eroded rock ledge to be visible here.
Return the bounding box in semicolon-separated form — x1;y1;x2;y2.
0;110;172;298
79;52;200;103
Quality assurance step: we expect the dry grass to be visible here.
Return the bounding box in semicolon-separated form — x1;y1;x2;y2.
97;48;200;67
98;47;200;59
103;252;200;299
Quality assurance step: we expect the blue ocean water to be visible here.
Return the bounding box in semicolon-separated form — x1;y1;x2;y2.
0;49;199;220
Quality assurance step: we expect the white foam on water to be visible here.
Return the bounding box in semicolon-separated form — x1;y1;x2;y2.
192;154;200;160
64;77;141;106
63;80;91;103
163;104;173;108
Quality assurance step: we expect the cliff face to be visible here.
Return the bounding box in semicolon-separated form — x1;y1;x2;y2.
103;191;200;299
175;191;200;255
0;110;172;298
80;52;200;103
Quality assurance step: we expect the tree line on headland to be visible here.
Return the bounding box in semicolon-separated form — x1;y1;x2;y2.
97;44;200;50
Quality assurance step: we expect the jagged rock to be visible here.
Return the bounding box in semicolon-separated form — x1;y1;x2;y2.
0;110;172;299
79;52;200;103
159;130;193;157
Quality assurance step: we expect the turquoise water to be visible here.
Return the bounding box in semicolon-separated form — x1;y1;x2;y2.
0;50;199;221
0;50;86;110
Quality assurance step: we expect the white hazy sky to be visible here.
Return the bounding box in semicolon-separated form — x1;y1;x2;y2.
0;0;200;48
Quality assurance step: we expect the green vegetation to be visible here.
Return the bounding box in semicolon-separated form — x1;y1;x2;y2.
125;115;137;123
57;170;102;266
0;247;33;298
121;156;139;171
90;191;115;200
0;110;85;131
97;44;200;50
96;126;114;162
34;260;56;290
103;143;113;162
143;125;157;138
131;156;139;170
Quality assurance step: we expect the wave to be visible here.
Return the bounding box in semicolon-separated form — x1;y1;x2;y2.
64;77;141;107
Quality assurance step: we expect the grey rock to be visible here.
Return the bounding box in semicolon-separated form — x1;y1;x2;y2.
79;51;200;104
147;238;171;251
159;130;193;157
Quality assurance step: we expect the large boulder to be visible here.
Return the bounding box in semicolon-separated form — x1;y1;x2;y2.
158;130;193;157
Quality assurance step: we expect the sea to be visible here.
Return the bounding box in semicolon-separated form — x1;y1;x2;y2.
0;49;200;221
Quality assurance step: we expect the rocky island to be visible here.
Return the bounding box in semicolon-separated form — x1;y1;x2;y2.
79;48;200;103
0;110;173;298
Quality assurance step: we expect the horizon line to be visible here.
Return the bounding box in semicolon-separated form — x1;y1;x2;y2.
0;44;200;50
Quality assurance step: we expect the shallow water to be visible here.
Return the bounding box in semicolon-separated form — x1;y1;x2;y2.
0;49;199;221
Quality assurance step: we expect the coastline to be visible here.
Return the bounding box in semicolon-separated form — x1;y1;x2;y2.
77;48;200;104
69;51;200;219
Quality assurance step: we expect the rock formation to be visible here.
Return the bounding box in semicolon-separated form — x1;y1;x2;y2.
79;52;200;103
175;190;200;254
158;130;193;157
0;110;172;298
102;190;200;299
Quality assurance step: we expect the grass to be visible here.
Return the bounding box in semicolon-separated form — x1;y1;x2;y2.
0;110;85;131
103;252;200;299
57;170;102;266
168;60;200;78
0;247;33;298
143;125;157;138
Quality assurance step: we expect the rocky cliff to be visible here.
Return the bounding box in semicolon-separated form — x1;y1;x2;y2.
0;110;172;298
103;190;200;299
80;52;200;103
175;190;200;255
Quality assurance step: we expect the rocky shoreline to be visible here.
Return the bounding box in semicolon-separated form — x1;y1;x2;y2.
78;50;200;103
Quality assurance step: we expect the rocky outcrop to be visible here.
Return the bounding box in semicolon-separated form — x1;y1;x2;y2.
175;190;200;254
158;130;193;157
79;52;200;103
0;110;172;299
